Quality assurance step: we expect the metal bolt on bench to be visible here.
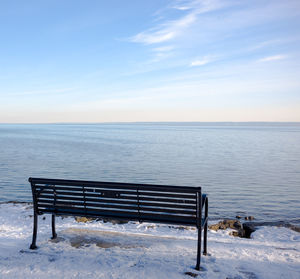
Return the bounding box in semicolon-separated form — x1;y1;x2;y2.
29;177;208;270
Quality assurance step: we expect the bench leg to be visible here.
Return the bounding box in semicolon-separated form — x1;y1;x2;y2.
203;222;208;255
51;214;57;239
203;197;208;256
195;227;201;270
30;212;38;249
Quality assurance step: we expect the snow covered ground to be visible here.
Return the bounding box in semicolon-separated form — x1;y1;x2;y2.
0;203;299;279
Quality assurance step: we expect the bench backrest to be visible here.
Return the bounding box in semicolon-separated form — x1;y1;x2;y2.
29;177;202;227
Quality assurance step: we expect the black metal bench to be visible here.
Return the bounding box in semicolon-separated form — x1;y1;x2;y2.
29;177;208;270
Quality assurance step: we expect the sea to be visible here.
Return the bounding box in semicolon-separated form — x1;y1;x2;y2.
0;123;299;227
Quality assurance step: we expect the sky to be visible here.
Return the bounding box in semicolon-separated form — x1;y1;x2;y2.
1;0;300;123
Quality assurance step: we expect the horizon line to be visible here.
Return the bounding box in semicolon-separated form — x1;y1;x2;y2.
1;121;300;125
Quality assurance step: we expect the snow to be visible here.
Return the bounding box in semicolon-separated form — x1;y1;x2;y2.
0;203;299;279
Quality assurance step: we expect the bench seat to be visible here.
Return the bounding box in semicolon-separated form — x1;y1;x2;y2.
29;177;208;270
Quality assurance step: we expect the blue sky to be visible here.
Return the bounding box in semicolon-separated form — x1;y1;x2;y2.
1;0;300;122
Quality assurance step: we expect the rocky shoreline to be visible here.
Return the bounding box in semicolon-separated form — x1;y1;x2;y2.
209;217;300;238
2;201;299;234
208;219;256;238
75;216;300;238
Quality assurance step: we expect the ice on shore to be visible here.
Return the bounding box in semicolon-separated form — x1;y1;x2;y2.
0;203;299;279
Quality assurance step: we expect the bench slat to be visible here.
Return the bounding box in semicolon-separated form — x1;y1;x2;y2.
40;208;197;226
34;185;197;195
37;188;196;200
37;201;196;215
38;192;196;204
38;206;197;223
34;185;198;194
136;196;195;204
38;196;196;209
31;178;202;226
31;178;200;192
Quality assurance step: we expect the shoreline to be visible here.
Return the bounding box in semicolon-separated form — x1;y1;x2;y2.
2;200;299;233
0;202;299;278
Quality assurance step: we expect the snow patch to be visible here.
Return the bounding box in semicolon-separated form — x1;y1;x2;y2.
0;203;299;279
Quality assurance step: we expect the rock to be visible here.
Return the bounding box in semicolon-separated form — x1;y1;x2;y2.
245;216;254;221
96;218;128;224
229;230;240;237
184;271;198;277
236;215;242;219
243;223;256;238
209;219;257;238
229;228;246;238
224;219;242;230
75;217;95;223
208;219;243;231
287;225;300;233
209;219;242;231
219;223;227;230
146;225;156;229
208;223;220;231
108;219;129;225
168;225;187;230
75;216;127;224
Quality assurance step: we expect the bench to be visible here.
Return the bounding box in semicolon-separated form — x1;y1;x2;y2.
29;177;208;270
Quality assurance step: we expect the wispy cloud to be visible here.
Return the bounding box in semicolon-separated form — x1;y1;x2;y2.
247;40;282;51
173;6;192;11
149;45;175;63
130;13;196;45
130;0;225;45
125;1;298;86
190;56;214;66
258;55;287;62
172;0;222;12
128;0;228;66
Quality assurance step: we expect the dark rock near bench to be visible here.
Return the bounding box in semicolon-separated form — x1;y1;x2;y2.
209;219;256;238
185;271;198;277
102;218;129;225
286;224;300;233
75;217;96;223
208;223;220;231
243;223;256;238
208;219;242;231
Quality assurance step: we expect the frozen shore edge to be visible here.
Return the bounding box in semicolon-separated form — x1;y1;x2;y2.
2;200;299;233
0;202;299;279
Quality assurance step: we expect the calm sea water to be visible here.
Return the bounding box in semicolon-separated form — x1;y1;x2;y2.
0;123;299;226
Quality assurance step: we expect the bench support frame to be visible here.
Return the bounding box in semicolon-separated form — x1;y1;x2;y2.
29;177;208;270
30;211;38;249
51;214;57;239
195;193;208;270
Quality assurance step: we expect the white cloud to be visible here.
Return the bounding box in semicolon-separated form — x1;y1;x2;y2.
130;13;196;45
248;40;281;51
130;0;225;45
148;45;175;63
173;6;191;11
132;30;176;45
258;55;287;62
190;56;213;66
